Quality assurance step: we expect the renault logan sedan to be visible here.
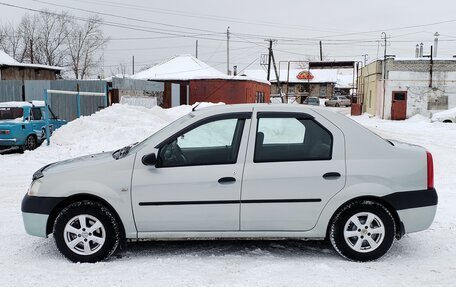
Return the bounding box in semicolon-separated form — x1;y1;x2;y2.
21;104;437;263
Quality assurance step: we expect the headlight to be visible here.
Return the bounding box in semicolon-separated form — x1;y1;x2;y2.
28;180;41;196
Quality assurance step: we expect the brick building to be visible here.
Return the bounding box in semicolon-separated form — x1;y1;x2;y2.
0;51;62;80
357;57;456;120
131;55;270;108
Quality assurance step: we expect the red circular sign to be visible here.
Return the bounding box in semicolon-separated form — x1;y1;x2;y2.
296;71;314;80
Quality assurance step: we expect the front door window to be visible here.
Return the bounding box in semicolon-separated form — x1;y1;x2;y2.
158;118;245;167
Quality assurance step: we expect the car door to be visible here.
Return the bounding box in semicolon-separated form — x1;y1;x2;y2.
240;109;346;231
131;112;252;232
30;107;46;141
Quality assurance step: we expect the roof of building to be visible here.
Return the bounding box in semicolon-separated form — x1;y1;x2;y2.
131;54;270;85
0;50;63;71
243;68;354;88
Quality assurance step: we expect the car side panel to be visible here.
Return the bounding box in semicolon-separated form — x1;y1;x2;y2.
34;154;138;238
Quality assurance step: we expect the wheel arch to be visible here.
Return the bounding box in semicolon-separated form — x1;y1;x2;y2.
325;196;403;240
46;193;126;245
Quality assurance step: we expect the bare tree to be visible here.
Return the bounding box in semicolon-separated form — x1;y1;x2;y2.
68;16;108;79
110;63;128;79
0;10;108;79
34;11;72;66
0;22;22;61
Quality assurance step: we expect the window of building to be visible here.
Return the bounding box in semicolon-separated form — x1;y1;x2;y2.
254;115;332;163
256;92;265;103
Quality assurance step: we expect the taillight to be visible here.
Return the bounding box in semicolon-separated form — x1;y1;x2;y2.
0;130;10;135
426;151;434;190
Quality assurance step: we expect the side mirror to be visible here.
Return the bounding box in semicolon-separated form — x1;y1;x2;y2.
142;153;157;166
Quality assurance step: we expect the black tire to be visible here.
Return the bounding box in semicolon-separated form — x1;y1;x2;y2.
329;200;396;262
24;135;37;150
53;201;120;263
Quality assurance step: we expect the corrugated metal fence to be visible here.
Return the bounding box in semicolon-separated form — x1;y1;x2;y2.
0;80;107;121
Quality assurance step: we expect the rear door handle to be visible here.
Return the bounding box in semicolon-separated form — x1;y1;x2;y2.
323;172;341;180
218;177;236;184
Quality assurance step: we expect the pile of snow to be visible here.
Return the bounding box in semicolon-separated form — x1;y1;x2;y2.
29;103;219;162
432;107;456;122
406;114;430;123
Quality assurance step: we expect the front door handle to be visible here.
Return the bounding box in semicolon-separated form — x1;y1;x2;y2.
323;172;341;180
218;177;236;184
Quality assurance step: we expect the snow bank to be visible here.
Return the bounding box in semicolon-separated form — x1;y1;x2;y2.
25;103;219;162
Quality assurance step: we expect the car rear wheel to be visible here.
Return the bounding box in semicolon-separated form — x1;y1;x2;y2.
24;135;37;150
53;201;120;263
329;200;396;262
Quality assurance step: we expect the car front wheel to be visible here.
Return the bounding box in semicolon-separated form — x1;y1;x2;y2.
53;201;120;263
329;200;396;262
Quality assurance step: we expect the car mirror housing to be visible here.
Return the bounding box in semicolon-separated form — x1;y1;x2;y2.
142;153;157;166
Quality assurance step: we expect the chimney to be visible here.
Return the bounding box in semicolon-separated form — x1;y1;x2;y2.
419;43;424;57
233;65;238;76
415;44;420;58
434;32;440;58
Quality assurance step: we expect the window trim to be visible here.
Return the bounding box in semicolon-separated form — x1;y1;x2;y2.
155;112;251;168
253;114;333;163
155;112;251;149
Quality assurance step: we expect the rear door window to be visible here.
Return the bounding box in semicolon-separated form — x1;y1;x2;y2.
254;114;332;163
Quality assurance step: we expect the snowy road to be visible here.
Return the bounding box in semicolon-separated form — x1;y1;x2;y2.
1;105;455;287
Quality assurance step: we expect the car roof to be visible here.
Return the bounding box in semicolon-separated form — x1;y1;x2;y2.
193;103;328;116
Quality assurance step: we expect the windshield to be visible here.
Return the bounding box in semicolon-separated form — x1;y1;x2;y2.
127;112;195;155
0;107;24;121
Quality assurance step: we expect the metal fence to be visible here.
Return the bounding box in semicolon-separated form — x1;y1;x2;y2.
0;80;107;121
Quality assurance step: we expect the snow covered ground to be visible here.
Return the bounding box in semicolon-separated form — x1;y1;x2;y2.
0;104;455;286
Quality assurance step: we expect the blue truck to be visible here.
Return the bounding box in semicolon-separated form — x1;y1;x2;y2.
0;101;67;152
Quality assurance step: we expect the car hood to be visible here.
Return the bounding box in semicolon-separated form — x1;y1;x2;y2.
40;151;115;176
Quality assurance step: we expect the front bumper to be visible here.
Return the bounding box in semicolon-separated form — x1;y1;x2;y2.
21;194;66;238
22;212;49;238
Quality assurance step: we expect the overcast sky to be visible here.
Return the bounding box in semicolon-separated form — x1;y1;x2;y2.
1;0;456;76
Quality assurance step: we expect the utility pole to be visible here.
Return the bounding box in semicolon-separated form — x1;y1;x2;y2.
30;39;34;64
266;40;273;81
265;39;284;103
196;40;199;59
319;41;323;61
381;32;387;119
227;27;230;75
132;56;135;75
430;45;434;88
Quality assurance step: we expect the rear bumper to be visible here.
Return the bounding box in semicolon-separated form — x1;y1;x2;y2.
382;188;438;234
398;205;437;234
0;138;17;146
